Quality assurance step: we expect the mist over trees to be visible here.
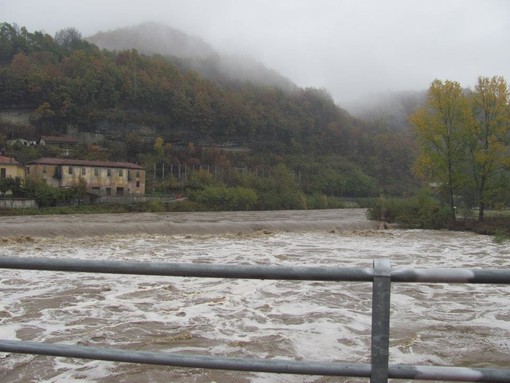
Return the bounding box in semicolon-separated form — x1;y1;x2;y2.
87;22;296;91
2;22;509;216
54;27;83;50
0;22;422;204
348;90;427;131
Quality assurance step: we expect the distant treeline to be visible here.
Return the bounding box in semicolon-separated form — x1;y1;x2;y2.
0;22;419;197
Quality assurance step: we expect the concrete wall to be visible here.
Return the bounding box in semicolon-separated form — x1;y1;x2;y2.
0;199;37;209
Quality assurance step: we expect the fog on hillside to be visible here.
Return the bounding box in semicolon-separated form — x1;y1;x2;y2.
87;22;296;92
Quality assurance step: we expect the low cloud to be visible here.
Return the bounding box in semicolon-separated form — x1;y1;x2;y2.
2;0;509;105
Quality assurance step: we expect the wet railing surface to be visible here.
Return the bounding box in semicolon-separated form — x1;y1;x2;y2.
0;256;509;382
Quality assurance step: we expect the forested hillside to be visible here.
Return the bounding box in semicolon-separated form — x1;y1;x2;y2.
0;22;419;202
87;22;297;91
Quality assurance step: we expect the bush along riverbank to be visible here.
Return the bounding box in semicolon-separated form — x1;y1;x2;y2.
450;217;510;243
365;192;510;242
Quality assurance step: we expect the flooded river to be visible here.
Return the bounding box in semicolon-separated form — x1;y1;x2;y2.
0;209;509;382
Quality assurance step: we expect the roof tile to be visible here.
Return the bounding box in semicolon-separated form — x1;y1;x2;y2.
0;156;20;165
28;157;144;170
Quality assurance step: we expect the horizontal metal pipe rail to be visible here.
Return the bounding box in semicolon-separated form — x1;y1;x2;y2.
1;256;510;283
1;340;509;382
0;256;509;382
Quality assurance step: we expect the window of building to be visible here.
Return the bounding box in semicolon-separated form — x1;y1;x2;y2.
136;170;140;178
106;187;111;195
0;168;5;179
116;187;124;196
81;167;86;175
136;181;140;188
26;167;30;175
68;166;73;175
107;169;111;177
94;168;99;176
118;169;123;177
42;166;47;174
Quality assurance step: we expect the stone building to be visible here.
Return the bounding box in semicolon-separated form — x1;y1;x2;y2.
26;158;145;196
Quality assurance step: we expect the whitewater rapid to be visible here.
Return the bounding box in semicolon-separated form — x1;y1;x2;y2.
0;210;509;382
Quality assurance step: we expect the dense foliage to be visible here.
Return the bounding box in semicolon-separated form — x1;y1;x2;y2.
365;192;510;239
366;191;451;229
0;175;86;207
411;77;510;221
0;22;420;203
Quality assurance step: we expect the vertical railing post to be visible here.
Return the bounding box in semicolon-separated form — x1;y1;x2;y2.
371;258;392;383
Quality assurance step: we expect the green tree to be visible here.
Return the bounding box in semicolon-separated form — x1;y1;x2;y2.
0;176;23;196
262;164;307;210
54;27;85;51
410;79;471;221
23;177;61;207
33;101;56;129
187;169;215;190
467;76;510;221
154;136;165;157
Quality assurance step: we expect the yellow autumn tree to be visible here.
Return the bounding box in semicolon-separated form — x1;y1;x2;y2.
410;79;471;221
153;136;165;157
467;76;510;221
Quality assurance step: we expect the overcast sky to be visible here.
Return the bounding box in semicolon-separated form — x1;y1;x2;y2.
2;0;509;105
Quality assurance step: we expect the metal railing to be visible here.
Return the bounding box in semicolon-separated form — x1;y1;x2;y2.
0;256;509;382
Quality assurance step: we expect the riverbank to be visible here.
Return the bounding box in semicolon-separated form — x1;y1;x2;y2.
451;216;510;240
0;209;380;238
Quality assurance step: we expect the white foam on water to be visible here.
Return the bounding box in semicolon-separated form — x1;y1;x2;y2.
0;228;509;382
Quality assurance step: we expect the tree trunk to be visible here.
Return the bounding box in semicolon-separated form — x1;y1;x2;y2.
478;201;485;221
447;159;456;222
448;184;456;222
478;180;486;221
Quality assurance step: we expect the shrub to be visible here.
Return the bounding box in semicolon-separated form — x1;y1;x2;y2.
257;189;307;210
190;185;258;211
0;177;24;197
366;197;401;222
307;193;329;209
148;199;165;212
23;177;88;208
493;229;510;244
366;191;451;229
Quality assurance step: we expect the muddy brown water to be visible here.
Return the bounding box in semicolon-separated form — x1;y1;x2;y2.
0;209;509;382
